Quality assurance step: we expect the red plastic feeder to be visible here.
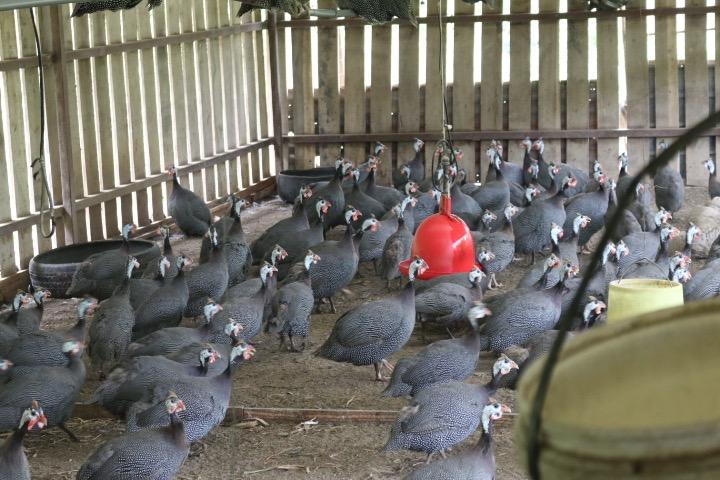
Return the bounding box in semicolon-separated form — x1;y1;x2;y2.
399;195;477;280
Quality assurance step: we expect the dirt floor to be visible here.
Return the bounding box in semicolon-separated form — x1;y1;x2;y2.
8;187;710;479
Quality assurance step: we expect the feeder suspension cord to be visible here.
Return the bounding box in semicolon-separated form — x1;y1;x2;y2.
29;8;56;238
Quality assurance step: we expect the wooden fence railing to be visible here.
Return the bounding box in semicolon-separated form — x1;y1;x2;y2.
278;1;718;187
0;3;276;291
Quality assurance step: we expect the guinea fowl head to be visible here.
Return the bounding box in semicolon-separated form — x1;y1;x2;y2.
525;185;540;203
78;296;98;318
344;205;362;224
231;341;256;362
166;165;177;178
366;156;379;171
655;207;673;227
491;139;503;156
429;187;442;202
573;214;592;235
315;198;331;220
520;136;532;152
12;291;31;311
0;359;13;371
591;159;602;175
561;260;580;281
61;340;83;357
672;266;692;284
165;392;186;415
532;138;544;154
270;245;288;266
594;170;607;186
660;225;680;243
341;161;354;178
481;210;497;227
457;168;468;183
550;223;564;245
482;402;511;434
561;175;578;191
407;257;429;282
401;195;418;213
606;178;617;193
686;223;702;245
492;354;519;379
158;256;171;278
375;141;387;156
486;144;498;161
413;138;424;153
31;288;51;307
602;241;617;265
224;320;244;339
399;164;411;179
20;401;47;432
527;160;540;179
202;301;223;324
126;257;140;278
351;168;361;183
260;262;278;284
176;255;192;271
504;204;519;220
468;301;492;329
361;216;379;233
670;251;692;271
544;254;561;273
703;158;715;175
304;250;321;271
468;266;487;286
299;184;314;201
476;249;495;265
199;346;220;367
583;296;607;328
614;240;630;260
233;197;249;217
206;226;220;248
121;223;136;241
618;152;629;172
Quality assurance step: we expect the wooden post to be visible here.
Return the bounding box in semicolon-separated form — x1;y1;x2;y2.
480;1;503;177
507;0;531;163
624;0;650;173
268;11;285;173
370;21;393;183
596;10;619;174
565;0;589;171
290;9;314;170
396;0;420;178
316;1;339;168
453;0;477;178
654;0;679;171
538;0;561;164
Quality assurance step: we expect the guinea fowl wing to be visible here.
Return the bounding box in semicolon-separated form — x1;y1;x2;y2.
401;340;476;388
330;299;404;348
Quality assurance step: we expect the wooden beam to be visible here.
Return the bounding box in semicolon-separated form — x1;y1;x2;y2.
73;138;273;210
0;53;52;72
65;21;266;61
285;128;720;143
268;11;285;171
277;5;718;28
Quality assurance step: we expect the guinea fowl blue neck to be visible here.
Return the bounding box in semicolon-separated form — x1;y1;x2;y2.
6;402;47;457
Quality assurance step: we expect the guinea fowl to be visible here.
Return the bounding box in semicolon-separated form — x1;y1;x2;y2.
704;158;720;199
128;301;240;357
684;257;720;301
88;257;139;376
0;341;85;441
449;169;483;229
517;226;567;289
128;256;170;310
405;138;426;183
616;152;635;201
315;257;428;381
0;293;32;355
141;227;177;280
227;246;285;305
0;401;47;480
629;184;661;232
215;262;277;342
623;225;681;280
414;266;488;296
266;250;320;352
471;152;511;213
653;140;684;213
415;269;485;331
184;226;229;318
616;223;677;278
384;307;517;397
381;192;419;234
484;140;524;186
201;196;252;286
412;188;441;230
7;297;97;368
77;392;190;480
91;346;221;417
380;214;414;288
384;380;510;460
285;206;364;313
167;165;211;237
605;180;643;241
132;255;191;340
125;342;255;443
13;287;50;335
480;261;578;353
66;223;136;300
276;198;329;280
305;160;351;230
513;173;576;264
563;171;610;249
251;184;313;262
472;204;518;289
345;167;387;224
559;214;591;266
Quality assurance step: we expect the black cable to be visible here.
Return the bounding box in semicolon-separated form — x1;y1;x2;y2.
29;8;55;238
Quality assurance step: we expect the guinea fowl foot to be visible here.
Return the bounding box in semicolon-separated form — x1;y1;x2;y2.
373;362;387;381
581;246;593;255
59;423;80;442
381;359;395;373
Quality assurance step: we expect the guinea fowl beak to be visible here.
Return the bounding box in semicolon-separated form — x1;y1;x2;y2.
501;404;512;414
174;400;187;413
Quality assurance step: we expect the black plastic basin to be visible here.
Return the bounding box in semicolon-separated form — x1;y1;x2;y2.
276;167;336;203
29;240;160;298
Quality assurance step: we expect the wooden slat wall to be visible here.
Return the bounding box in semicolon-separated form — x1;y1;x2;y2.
654;0;679;170
596;12;619;174
0;4;274;286
396;1;420;176
479;2;503;180
370;21;392;184
507;0;531;163
624;0;650;173
316;0;340;167
453;0;476;178
566;0;590;171
343;22;366;164
424;0;444;175
538;0;561;165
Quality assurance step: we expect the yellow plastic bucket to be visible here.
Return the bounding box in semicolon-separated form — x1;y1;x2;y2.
607;278;684;323
516;298;720;479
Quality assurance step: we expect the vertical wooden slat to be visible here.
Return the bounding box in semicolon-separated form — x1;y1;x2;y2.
480;2;503;174
654;0;679;170
596;14;619;174
508;0;532;163
2;12;34;268
206;0;225;195
317;0;339;168
107;12;133;228
370;23;392;183
219;4;237;189
565;0;589;170
425;0;444;172
233;13;250;189
538;0;561;165
268;11;286;174
684;0;709;186
397;0;420;177
0;12;15;275
122;10;149;226
343;23;366;164
243;12;261;180
178;2;198;195
195;0;215;200
624;0;650;173
452;0;476;178
253;11;270;180
93;13;119;237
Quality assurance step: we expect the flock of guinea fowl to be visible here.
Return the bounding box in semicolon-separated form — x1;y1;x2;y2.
2;135;720;479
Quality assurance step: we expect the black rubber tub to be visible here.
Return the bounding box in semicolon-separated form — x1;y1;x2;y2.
276;167;336;203
29;240;160;298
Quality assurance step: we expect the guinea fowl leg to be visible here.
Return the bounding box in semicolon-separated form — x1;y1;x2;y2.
59;423;80;442
374;362;385;381
328;297;336;314
381;359;395;373
425;452;436;464
278;334;287;351
373;259;379;275
289;336;300;352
